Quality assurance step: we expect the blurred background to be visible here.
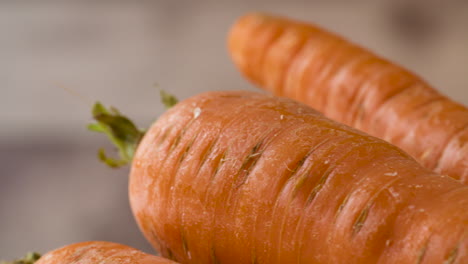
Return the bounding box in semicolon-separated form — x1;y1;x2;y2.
1;0;467;259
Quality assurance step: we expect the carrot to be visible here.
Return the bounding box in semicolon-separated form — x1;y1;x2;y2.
2;241;178;264
92;91;467;263
227;12;468;183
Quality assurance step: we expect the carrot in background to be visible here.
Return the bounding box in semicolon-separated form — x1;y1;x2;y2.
1;241;178;264
93;90;467;263
228;13;468;183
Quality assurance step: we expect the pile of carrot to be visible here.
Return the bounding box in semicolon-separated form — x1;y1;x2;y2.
6;12;467;264
228;13;468;184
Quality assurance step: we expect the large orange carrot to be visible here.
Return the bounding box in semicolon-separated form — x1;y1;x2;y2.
228;13;468;183
92;91;467;263
21;241;178;264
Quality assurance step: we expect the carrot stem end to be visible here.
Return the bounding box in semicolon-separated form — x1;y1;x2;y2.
88;89;179;168
0;252;41;264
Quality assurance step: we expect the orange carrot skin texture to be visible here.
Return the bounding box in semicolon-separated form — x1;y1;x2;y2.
129;91;467;264
228;13;468;183
35;241;178;264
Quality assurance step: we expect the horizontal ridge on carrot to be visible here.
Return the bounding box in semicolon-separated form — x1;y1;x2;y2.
19;241;178;264
93;90;468;263
227;12;468;183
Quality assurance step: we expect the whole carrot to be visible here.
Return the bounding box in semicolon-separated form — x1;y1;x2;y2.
92;91;467;263
228;13;468;183
2;241;178;264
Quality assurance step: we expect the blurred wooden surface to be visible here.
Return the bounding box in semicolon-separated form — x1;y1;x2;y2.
1;0;467;259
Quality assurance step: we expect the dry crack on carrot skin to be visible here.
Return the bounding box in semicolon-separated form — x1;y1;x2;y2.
353;206;370;235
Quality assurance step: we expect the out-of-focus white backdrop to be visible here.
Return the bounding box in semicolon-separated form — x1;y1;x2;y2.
1;0;467;259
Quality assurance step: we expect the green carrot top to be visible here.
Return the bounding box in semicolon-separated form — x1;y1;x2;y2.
0;252;41;264
88;89;178;168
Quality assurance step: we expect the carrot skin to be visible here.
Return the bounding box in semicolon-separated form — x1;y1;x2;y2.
35;241;178;264
228;13;468;183
129;91;467;264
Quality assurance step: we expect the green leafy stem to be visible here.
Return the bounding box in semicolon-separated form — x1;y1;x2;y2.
1;252;41;264
88;89;178;168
